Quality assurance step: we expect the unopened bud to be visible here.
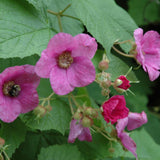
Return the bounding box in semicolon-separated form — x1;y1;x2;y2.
98;60;109;71
0;137;5;147
101;80;111;88
108;148;115;153
84;107;98;118
81;116;93;127
33;105;47;118
74;112;83;120
45;105;52;112
110;129;117;138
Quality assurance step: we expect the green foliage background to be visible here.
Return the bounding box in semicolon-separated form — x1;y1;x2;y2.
0;0;160;160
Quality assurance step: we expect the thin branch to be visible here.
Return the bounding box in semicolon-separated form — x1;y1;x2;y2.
112;46;134;58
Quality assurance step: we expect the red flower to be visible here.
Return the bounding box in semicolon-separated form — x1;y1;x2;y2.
102;95;129;124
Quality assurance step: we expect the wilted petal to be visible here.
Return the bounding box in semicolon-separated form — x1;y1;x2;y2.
127;111;148;131
119;132;137;159
68;119;83;143
116;117;128;137
78;127;92;142
72;34;97;59
67;56;95;87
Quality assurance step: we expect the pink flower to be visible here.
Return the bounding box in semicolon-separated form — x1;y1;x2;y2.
35;33;97;95
68;119;92;143
114;75;131;93
0;65;40;123
102;95;129;124
134;28;160;81
116;111;148;159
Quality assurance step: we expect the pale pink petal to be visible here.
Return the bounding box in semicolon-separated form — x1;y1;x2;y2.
134;28;143;45
67;57;95;87
0;97;21;123
142;31;160;55
47;33;76;57
144;64;160;81
15;65;40;87
68;119;83;143
119;132;137;159
35;50;57;78
78;127;92;142
72;34;97;59
116;117;128;136
50;66;74;95
127;111;148;131
16;85;39;113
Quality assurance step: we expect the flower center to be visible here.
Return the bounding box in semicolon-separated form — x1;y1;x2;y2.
58;52;73;69
3;81;21;97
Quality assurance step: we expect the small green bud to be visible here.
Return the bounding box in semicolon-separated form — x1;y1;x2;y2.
33;105;47;118
98;60;109;71
84;107;98;118
74;112;83;120
0;137;5;147
81;116;93;127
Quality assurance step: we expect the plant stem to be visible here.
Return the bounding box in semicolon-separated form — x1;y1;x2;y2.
60;4;71;14
57;15;63;32
112;46;134;58
61;14;81;21
70;94;81;108
47;9;58;15
68;96;74;115
114;39;131;45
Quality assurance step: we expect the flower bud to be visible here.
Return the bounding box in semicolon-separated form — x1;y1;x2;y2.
98;60;109;71
84;107;98;118
108;148;115;153
45;105;52;112
0;137;5;147
113;75;131;93
74;112;83;120
81;116;93;127
33;105;47;118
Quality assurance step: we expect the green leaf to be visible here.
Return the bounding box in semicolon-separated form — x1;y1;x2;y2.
21;98;71;134
26;0;84;35
0;119;28;157
128;0;160;26
0;0;55;58
38;144;84;160
131;128;160;160
75;133;133;160
72;0;137;54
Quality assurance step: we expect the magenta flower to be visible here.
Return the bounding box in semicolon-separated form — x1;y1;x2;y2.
102;95;129;124
0;65;40;123
114;75;131;93
68;119;92;143
35;33;97;95
134;28;160;81
116;111;148;159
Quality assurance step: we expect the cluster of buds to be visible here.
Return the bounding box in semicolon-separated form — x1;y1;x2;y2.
73;107;98;128
33;105;52;119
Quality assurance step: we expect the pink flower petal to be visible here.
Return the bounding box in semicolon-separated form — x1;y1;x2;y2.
50;66;74;95
134;28;143;45
116;117;128;137
0;97;21;123
16;85;39;113
35;50;57;78
1;66;24;83
127;111;148;131
78;127;92;142
68;119;83;143
47;33;76;57
67;57;95;87
15;65;40;87
142;31;160;55
119;132;137;159
72;34;97;59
